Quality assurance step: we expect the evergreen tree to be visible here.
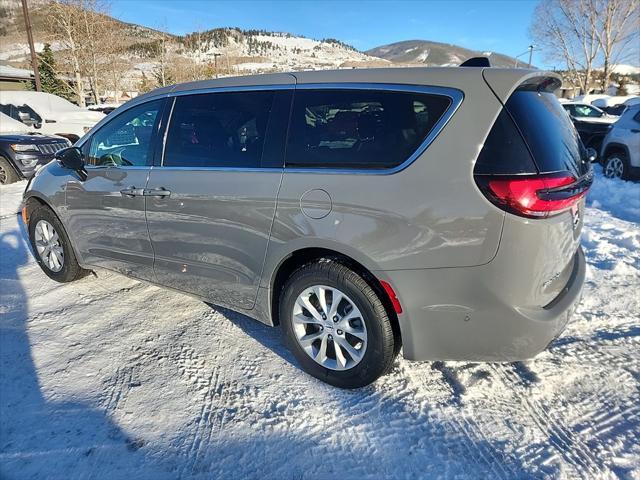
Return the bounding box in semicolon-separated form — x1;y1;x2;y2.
37;44;71;99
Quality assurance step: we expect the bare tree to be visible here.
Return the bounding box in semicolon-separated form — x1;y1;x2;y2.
588;0;639;90
531;0;602;94
47;1;88;105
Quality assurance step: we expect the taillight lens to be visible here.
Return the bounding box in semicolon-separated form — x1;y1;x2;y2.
476;173;592;218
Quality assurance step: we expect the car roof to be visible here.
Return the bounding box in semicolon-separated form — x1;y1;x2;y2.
132;67;553;103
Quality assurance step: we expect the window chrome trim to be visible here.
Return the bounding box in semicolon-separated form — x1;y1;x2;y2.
168;84;295;98
156;82;463;174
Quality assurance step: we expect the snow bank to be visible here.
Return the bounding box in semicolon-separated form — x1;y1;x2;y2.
587;165;640;223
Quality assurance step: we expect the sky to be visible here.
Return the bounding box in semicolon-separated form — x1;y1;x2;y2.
110;0;547;65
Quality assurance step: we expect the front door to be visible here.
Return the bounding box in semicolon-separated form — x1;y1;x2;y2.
65;99;165;280
145;88;292;309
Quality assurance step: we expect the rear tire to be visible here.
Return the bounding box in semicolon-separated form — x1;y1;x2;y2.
603;153;630;180
0;156;19;185
280;259;397;388
27;205;90;282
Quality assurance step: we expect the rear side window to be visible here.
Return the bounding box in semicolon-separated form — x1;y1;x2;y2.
474;108;537;175
285;89;451;169
164;90;275;168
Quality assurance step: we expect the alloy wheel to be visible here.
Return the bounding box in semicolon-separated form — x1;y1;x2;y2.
292;285;367;371
34;220;64;272
604;157;624;179
0;164;7;184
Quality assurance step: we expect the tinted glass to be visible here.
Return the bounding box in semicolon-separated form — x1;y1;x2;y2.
164;90;275;168
474;107;537;175
285;89;451;169
506;91;589;177
88;100;162;166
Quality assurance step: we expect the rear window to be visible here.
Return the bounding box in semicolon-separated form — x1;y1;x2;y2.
505;91;589;177
285;89;451;169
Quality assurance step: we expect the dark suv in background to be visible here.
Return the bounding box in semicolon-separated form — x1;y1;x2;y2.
0;113;70;185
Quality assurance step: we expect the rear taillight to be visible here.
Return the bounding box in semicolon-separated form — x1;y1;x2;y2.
475;172;592;218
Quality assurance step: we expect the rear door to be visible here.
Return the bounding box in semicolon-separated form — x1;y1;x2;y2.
480;73;592;304
145;87;293;309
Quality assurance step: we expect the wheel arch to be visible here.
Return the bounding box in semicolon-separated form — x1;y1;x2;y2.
268;246;402;350
22;192;85;266
602;142;630;160
0;154;22;181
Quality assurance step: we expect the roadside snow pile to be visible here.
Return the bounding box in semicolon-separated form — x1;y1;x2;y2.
0;168;638;479
586;165;640;223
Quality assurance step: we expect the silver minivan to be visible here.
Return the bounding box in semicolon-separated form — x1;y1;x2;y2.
21;67;592;388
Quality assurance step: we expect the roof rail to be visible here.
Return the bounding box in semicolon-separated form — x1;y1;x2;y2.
460;57;491;67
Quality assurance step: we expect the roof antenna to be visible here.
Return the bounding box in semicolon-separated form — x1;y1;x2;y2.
460;57;491;67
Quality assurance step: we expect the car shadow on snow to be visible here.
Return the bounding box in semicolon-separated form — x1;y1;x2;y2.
0;227;166;479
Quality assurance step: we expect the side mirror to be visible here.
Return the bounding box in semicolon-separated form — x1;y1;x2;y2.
586;147;598;163
56;147;87;180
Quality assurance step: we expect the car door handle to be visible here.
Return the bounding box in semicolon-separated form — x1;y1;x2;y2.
120;187;144;197
631;129;640;133
143;188;171;198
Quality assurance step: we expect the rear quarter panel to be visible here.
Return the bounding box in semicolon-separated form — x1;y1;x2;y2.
263;69;509;284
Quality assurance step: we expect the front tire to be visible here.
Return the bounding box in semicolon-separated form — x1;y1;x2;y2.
280;259;397;388
603;153;629;180
0;156;19;185
27;205;89;282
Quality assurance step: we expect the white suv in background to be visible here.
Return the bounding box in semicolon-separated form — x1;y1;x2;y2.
600;104;640;179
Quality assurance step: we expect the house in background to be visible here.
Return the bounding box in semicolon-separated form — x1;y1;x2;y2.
0;64;34;90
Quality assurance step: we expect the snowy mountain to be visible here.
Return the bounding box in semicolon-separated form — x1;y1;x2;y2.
366;40;523;67
179;28;389;72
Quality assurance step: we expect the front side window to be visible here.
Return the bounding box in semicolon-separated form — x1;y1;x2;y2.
285;89;452;169
88;99;162;166
163;90;275;168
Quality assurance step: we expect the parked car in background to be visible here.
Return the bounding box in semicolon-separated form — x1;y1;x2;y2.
0;112;70;185
570;117;612;151
87;103;121;115
21;67;591;388
563;102;616;151
600;104;640;179
562;102;618;123
0;91;104;143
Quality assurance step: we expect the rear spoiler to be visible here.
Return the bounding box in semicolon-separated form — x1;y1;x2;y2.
460;57;491;67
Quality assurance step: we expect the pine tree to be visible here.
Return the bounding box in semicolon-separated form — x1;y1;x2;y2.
37;44;71;99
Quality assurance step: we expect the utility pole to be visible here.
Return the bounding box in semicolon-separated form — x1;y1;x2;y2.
213;53;222;78
21;0;41;91
527;44;535;68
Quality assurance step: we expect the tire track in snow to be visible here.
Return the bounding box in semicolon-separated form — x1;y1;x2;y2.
175;312;242;478
401;361;514;479
490;363;613;479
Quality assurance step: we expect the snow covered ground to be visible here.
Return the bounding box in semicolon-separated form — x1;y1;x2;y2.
1;168;638;479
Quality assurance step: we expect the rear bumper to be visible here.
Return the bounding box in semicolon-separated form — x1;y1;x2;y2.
380;247;586;362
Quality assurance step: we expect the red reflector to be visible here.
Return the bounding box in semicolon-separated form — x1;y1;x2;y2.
486;175;585;217
380;280;403;314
